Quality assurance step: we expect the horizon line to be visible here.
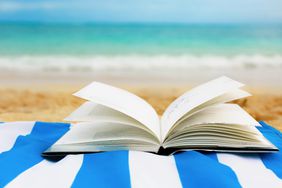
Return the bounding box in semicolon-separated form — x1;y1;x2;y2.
1;20;282;26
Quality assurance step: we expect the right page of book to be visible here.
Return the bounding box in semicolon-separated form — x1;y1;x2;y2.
160;76;245;140
162;103;277;151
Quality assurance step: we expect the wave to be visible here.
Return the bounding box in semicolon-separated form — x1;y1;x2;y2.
0;54;282;73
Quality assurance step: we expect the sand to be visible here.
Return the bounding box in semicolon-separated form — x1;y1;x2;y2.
0;83;281;131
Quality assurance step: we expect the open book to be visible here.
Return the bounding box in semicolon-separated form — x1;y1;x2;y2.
43;76;278;156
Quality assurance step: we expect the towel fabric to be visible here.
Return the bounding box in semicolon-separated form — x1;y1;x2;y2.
0;121;281;188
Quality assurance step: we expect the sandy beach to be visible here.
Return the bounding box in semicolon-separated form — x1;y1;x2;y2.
0;72;281;131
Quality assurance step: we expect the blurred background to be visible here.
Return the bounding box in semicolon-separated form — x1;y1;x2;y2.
0;0;281;129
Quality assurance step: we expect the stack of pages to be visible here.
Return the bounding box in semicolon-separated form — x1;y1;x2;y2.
43;76;278;156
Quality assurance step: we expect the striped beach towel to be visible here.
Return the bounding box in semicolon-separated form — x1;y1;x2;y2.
0;121;281;188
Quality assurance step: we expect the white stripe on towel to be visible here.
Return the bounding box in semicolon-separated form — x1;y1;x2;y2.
217;153;282;188
129;151;182;188
0;121;35;153
6;155;83;188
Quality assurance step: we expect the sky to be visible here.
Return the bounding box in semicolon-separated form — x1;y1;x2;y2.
0;0;282;24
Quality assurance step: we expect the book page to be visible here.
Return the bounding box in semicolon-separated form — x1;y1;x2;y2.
161;76;244;139
73;82;160;139
163;123;276;151
166;104;260;141
163;104;276;150
56;122;160;145
45;122;160;154
170;89;251;131
64;101;154;134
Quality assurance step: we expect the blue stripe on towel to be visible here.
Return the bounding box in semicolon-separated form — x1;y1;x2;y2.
174;151;241;188
257;121;282;179
71;151;131;188
200;151;218;161
0;122;70;187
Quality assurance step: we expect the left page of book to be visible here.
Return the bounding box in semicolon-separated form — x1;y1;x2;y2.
73;82;161;139
65;101;156;135
44;121;160;154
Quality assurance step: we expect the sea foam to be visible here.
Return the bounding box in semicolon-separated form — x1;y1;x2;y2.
0;55;281;73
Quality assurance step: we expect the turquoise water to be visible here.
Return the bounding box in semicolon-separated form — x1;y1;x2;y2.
0;23;282;56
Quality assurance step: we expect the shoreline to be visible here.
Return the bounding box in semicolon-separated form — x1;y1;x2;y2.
0;67;281;93
0;65;281;130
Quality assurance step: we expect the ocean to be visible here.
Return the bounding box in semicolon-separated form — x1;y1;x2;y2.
0;23;282;72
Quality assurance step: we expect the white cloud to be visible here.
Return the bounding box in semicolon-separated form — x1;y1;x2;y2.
0;1;62;12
